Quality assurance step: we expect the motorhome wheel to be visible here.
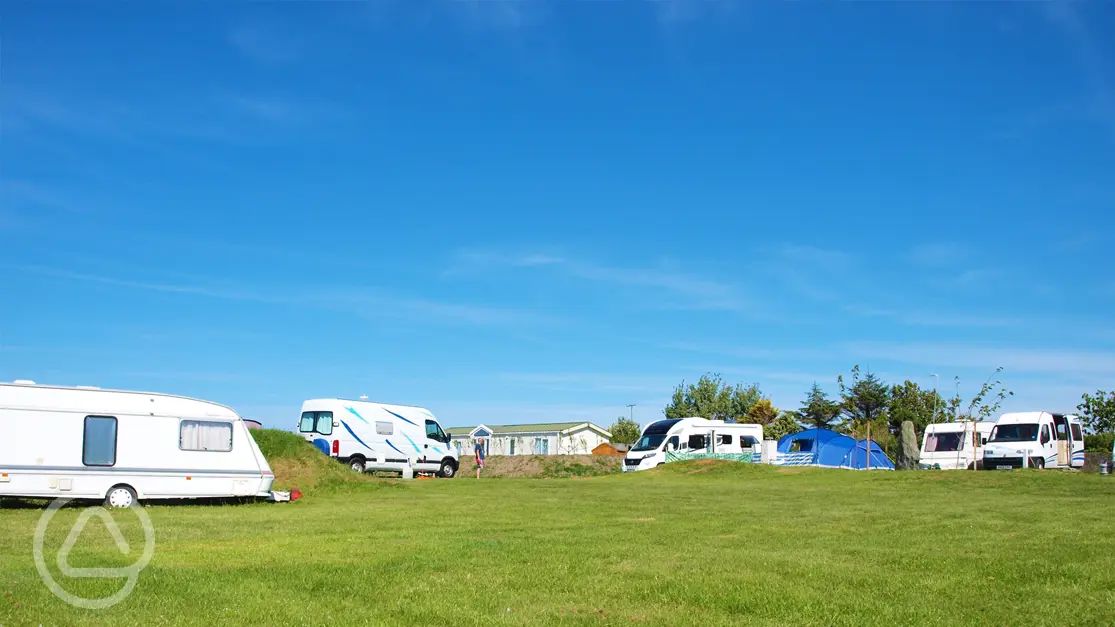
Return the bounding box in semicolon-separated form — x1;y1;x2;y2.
439;460;456;478
350;458;366;472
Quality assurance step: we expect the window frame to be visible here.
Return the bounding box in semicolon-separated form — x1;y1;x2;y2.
424;419;448;444
82;415;118;467
179;419;235;453
298;411;333;435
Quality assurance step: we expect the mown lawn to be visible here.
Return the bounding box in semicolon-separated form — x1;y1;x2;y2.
2;463;1114;625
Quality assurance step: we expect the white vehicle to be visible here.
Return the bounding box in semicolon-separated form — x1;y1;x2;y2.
918;421;996;470
622;417;763;472
0;380;274;508
982;412;1086;470
298;398;458;478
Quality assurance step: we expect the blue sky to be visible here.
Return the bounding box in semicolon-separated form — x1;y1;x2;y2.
3;1;1114;429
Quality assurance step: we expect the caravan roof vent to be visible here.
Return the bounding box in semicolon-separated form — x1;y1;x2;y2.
12;379;37;385
359;394;369;400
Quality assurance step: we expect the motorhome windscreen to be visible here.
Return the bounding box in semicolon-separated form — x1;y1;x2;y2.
990;424;1039;442
925;432;964;452
632;419;680;451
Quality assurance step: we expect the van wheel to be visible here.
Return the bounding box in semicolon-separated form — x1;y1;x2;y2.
439;460;457;478
349;457;366;473
1034;458;1045;470
105;485;137;509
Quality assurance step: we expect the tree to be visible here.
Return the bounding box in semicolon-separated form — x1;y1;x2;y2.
837;365;890;433
888;380;946;435
947;368;1013;422
798;383;841;430
608;417;641;445
746;398;779;427
664;373;763;422
1078;390;1115;433
765;411;801;440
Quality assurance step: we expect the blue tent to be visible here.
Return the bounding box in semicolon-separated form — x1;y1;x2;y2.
776;428;895;470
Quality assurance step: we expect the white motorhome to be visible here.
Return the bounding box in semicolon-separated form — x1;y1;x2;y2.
622;417;763;472
918;421;996;470
0;380;274;508
982;412;1086;470
298;398;458;478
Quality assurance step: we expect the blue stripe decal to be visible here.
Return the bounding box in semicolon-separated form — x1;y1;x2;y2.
385;439;406;455
341;421;373;451
345;406;369;424
381;408;418;426
401;432;422;453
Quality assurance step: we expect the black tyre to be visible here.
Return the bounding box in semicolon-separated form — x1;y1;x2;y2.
349;457;366;473
439;459;457;478
104;485;137;509
1034;458;1045;470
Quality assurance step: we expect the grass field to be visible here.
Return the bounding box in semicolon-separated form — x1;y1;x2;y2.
3;438;1115;625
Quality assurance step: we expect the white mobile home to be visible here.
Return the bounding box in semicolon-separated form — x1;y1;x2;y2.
919;421;996;470
298;398;458;477
623;417;763;472
0;380;274;508
447;422;612;457
982;412;1085;470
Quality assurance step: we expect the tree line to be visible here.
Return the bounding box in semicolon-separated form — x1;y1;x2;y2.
609;370;1115;458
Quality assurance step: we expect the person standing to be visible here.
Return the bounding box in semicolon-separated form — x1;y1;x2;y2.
474;436;486;479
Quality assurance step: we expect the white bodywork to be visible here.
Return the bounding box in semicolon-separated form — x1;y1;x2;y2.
622;417;763;472
0;381;274;502
298;398;458;477
918;421;996;470
982;411;1086;470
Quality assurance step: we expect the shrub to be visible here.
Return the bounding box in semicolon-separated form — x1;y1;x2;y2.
1084;432;1115;453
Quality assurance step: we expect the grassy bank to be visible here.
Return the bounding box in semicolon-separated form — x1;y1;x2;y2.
3;460;1114;625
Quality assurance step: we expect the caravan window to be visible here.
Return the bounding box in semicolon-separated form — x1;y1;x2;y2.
925;432;964;452
180;420;233;452
375;421;393;435
83;415;117;466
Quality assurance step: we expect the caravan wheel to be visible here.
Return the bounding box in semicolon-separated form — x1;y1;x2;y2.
105;485;137;509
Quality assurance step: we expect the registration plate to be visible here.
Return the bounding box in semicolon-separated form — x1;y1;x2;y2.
996;465;1012;470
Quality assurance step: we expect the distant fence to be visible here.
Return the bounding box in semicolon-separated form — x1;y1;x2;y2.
770;452;815;466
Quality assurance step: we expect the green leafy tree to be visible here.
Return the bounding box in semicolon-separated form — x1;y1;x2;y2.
947;368;1014;421
888;380;946;435
746;398;779;427
764;411;801;440
664;373;763;423
798;383;841;430
608;417;641;445
837;365;890;434
1078;390;1115;433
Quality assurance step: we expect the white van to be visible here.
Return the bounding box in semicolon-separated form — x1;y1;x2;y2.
919;421;995;470
298;398;458;478
0;380;274;508
982;412;1085;470
622;417;763;472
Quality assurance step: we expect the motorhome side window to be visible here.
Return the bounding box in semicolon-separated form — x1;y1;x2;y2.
180;420;233;452
83;415;117;466
298;411;333;435
1071;423;1083;441
719;434;733;445
688;434;706;450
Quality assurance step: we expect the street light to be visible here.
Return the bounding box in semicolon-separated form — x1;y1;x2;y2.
930;374;939;423
626;403;636;422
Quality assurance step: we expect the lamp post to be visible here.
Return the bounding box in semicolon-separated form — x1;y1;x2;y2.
626;403;636;422
930;374;939;423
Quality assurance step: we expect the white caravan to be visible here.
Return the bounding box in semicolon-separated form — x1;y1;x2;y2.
622;417;763;472
918;421;996;470
298;398;459;478
982;412;1086;470
0;380;274;508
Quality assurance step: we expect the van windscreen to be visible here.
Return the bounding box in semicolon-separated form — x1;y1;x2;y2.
990;424;1039;442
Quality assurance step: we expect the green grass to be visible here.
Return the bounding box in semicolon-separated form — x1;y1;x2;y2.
3;461;1115;625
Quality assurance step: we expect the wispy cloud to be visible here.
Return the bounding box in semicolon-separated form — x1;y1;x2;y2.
17;265;555;328
452;250;751;312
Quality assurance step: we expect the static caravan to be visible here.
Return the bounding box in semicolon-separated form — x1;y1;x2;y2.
982;412;1085;470
622;417;763;472
0;380;274;508
298;398;458;478
918;421;996;470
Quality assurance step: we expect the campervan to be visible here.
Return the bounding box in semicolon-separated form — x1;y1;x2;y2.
622;417;763;472
0;380;274;508
982;412;1086;470
918;421;996;470
298;398;458;478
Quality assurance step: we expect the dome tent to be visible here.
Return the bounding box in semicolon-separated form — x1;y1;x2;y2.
776;428;894;470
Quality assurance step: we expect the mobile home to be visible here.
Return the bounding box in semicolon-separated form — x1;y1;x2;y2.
298;398;458;478
918;421;996;470
982;412;1085;470
622;417;763;472
0;380;274;508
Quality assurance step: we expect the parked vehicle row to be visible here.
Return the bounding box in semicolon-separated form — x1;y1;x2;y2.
920;411;1085;470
